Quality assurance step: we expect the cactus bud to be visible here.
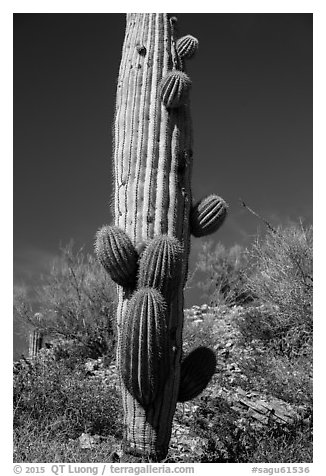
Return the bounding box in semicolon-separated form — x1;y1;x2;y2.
176;35;199;60
178;347;216;402
190;194;228;237
95;225;138;287
160;70;192;109
138;235;183;299
120;288;170;407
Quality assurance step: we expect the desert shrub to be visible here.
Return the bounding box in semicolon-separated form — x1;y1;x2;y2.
14;243;117;361
182;312;219;354
195;242;253;307
238;345;313;407
236;222;313;359
191;395;312;463
13;349;123;442
13;424;121;463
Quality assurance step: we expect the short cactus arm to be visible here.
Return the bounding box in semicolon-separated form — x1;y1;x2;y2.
190;194;228;237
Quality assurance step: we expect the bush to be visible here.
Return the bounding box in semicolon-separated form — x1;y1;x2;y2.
191;395;312;463
179;220;313;463
182;312;219;354
14;243;117;360
13;349;123;458
237;222;313;359
194;242;253;307
237;344;313;407
14;222;313;463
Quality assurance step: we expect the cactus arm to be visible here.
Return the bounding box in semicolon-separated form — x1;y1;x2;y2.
95;225;138;288
190;194;228;237
120;287;170;407
176;34;199;60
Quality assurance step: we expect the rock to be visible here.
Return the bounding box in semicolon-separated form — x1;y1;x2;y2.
220;349;230;358
192;319;204;325
85;360;99;373
78;433;99;449
108;452;120;462
228;362;241;372
214;343;223;350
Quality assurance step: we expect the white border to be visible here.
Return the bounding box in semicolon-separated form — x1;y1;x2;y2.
4;1;324;473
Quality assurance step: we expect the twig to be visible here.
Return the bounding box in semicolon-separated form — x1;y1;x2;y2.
239;198;278;234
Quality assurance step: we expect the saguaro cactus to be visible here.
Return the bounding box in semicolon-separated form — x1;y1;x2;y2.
28;330;43;359
96;13;228;462
28;313;44;360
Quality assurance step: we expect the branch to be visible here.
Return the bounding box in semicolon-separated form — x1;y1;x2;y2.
239;198;278;234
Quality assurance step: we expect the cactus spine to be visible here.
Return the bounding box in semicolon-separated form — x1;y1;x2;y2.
98;14;228;462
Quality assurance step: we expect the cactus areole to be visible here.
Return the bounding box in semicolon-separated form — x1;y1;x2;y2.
97;13;227;462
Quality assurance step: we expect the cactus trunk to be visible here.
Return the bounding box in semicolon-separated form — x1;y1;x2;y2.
113;13;193;461
96;12;226;461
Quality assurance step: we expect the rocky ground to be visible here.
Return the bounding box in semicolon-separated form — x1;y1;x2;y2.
77;303;311;461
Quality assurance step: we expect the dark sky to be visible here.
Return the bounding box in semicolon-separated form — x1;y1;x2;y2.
13;13;312;358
